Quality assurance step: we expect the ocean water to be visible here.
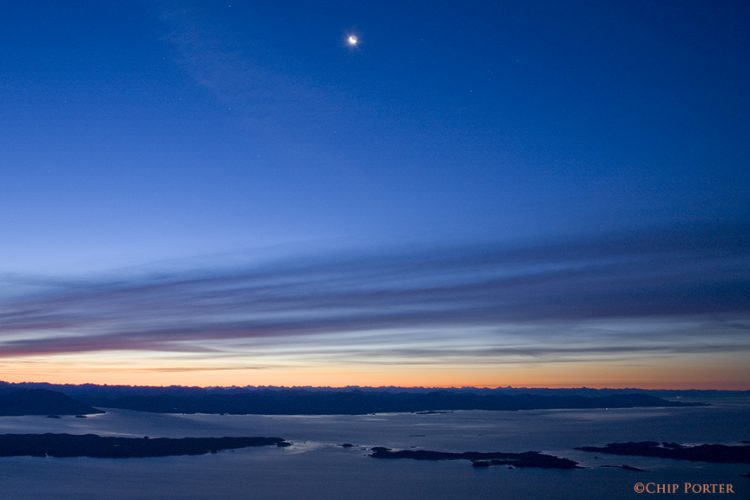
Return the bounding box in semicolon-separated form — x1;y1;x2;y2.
0;398;748;499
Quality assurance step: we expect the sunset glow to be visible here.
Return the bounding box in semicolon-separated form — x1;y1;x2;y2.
1;1;748;392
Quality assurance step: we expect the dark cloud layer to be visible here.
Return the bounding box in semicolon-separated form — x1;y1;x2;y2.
1;223;749;361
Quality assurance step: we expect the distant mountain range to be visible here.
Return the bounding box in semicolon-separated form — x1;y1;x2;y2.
0;382;721;416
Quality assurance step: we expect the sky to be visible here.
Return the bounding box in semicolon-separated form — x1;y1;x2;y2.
1;0;749;388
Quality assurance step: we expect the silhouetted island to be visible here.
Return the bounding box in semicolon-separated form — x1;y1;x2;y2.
576;442;750;464
0;388;103;417
0;433;291;458
601;464;647;472
370;447;579;469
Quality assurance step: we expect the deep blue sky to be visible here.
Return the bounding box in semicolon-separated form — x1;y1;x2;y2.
1;1;748;387
2;0;748;272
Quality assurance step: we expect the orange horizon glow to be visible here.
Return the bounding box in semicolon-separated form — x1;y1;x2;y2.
2;352;748;391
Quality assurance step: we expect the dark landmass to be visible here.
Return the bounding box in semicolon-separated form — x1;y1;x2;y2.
0;433;290;458
577;442;750;464
370;447;579;469
601;464;647;472
7;381;746;399
0;382;703;415
0;388;103;417
82;392;697;415
340;443;354;448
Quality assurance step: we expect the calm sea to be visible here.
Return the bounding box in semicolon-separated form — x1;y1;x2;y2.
0;397;748;499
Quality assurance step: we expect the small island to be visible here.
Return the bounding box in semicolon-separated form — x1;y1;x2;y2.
0;433;291;458
601;464;647;472
576;442;750;464
370;447;579;469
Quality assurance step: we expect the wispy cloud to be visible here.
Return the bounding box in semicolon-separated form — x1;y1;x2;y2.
1;223;749;365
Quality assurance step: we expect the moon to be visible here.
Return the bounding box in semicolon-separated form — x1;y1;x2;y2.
346;34;359;46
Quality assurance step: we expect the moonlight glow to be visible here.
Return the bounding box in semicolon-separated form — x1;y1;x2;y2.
347;34;359;46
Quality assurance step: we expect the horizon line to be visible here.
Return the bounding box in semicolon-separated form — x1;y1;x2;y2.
3;380;749;392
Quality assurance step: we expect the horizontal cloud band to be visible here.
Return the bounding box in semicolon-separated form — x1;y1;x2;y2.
1;222;748;360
